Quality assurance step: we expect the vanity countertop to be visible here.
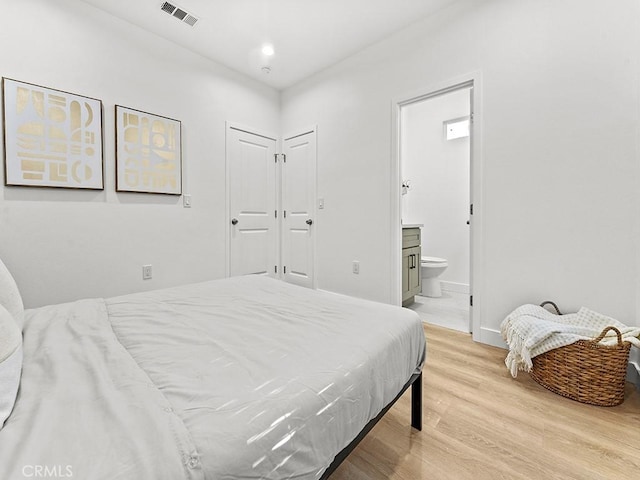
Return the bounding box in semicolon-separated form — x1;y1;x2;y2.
402;224;424;229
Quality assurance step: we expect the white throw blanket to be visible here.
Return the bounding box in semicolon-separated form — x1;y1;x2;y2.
500;304;640;377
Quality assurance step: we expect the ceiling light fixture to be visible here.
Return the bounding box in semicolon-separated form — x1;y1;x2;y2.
261;44;275;56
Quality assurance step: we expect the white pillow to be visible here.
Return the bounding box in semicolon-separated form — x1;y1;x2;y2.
0;303;22;429
0;257;24;331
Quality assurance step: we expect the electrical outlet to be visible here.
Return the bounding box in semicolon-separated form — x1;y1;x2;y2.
142;264;152;280
352;261;360;274
183;194;192;208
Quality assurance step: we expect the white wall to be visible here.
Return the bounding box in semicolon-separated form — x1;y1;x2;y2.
281;0;640;343
401;89;470;288
2;0;639;364
0;0;280;307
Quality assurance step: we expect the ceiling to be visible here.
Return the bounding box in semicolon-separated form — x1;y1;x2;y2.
79;0;459;90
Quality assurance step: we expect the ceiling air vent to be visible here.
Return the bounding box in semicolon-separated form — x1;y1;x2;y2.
160;2;199;27
160;2;175;14
183;15;198;27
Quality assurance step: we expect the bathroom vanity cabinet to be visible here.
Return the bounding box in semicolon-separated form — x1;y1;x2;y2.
402;227;422;306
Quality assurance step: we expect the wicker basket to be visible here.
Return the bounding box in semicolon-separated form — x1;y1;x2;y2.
529;301;632;407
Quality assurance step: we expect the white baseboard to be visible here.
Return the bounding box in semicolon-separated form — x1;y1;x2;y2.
440;281;470;294
627;361;640;390
478;327;507;349
626;349;640;389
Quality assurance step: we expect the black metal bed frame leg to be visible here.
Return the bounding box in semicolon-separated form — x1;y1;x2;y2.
320;371;423;479
411;372;422;431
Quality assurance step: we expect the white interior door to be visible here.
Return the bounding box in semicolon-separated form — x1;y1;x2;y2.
282;129;316;288
227;125;277;277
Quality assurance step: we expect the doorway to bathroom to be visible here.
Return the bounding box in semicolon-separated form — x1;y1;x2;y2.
392;78;479;335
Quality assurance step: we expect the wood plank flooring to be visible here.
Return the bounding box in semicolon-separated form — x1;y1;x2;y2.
330;323;640;480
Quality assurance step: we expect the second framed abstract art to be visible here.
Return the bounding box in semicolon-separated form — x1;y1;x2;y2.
115;105;182;195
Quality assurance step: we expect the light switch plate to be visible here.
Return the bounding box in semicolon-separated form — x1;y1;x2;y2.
142;265;152;280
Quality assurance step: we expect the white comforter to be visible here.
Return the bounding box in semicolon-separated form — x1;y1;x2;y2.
0;276;426;480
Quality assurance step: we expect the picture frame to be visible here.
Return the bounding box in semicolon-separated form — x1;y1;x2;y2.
115;105;182;195
2;77;104;190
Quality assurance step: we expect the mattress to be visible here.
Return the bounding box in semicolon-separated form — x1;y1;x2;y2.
0;276;425;479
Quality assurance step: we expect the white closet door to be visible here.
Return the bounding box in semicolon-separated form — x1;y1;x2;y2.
227;126;277;277
282;129;316;288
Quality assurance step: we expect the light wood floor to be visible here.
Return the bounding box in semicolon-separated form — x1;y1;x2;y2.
331;323;640;480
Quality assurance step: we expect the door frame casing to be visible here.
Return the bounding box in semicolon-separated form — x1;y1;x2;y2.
282;125;318;289
225;121;280;278
390;72;484;341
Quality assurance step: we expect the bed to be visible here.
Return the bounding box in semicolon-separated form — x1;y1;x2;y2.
0;271;425;479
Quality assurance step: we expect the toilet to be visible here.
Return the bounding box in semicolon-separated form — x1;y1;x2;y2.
421;256;448;297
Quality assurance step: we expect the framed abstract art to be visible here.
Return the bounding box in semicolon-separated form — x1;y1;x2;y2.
115;105;182;195
2;78;104;189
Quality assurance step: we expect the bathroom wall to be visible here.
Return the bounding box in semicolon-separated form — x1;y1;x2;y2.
401;88;471;291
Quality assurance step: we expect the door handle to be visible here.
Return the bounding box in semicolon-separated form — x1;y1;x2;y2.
306;219;313;225
231;218;238;225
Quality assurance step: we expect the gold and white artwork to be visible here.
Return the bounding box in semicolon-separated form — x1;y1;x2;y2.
116;106;182;195
2;78;103;189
